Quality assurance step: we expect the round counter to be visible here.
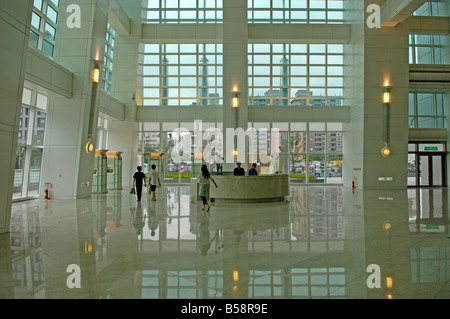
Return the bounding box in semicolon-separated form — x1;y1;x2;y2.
209;174;289;203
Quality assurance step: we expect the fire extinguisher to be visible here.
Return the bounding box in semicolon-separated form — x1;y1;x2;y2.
352;180;355;189
44;188;50;200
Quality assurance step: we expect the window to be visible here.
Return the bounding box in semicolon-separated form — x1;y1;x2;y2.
289;122;343;184
409;92;446;129
143;44;223;106
102;24;117;95
144;0;223;24
413;0;447;17
409;33;446;64
248;0;344;24
248;44;343;106
29;0;59;58
14;88;48;200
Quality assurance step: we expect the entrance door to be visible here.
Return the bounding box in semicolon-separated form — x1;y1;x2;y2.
418;154;445;187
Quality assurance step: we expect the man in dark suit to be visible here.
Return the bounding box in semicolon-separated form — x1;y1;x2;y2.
234;161;245;176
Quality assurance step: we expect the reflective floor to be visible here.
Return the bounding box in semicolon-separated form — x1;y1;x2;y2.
0;186;449;299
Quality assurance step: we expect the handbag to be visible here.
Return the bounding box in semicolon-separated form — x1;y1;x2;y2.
130;187;136;194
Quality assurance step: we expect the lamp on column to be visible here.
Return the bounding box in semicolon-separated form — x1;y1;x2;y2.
86;60;103;154
381;86;391;157
232;91;239;108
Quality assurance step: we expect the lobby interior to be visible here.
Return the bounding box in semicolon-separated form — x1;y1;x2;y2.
0;0;449;299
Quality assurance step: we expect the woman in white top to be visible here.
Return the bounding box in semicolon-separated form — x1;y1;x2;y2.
197;164;218;212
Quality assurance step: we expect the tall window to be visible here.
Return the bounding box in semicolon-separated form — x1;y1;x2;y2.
288;122;343;184
102;24;117;95
409;92;446;129
14;87;48;200
96;115;109;149
248;44;343;106
413;0;447;17
144;0;223;24
30;0;60;58
142;44;223;106
409;33;446;64
248;0;344;24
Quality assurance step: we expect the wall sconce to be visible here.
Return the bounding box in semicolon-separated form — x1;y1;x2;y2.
386;277;393;289
85;139;94;154
232;92;239;108
92;66;100;83
232;149;238;157
233;270;239;282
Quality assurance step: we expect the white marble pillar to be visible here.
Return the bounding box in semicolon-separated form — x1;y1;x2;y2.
40;0;110;199
0;0;33;233
222;0;248;172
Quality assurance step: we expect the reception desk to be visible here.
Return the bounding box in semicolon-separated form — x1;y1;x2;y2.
209;174;289;203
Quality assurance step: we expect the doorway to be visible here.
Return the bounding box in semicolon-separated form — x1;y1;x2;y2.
408;143;446;187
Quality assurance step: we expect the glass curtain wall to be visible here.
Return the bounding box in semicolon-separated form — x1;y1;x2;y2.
143;44;223;107
248;44;343;106
247;0;344;24
14;87;48;200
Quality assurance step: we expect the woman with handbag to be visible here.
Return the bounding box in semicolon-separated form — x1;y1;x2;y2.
197;164;218;212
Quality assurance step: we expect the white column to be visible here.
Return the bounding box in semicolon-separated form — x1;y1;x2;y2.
0;0;33;233
40;0;110;199
222;0;249;172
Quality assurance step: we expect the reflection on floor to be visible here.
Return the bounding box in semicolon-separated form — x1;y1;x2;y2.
0;186;449;299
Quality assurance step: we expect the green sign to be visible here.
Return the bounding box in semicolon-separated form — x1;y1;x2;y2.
424;147;438;151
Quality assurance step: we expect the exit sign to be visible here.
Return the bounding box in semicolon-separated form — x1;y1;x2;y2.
424;146;438;151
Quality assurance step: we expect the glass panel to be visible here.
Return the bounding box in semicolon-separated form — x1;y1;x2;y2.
27;149;43;197
290;154;306;183
31;12;41;30
326;155;342;184
32;111;46;146
18;107;30;145
29;30;39;48
309;154;325;183
432;156;442;186
47;5;58;24
419;156;429;186
408;154;417;186
13;147;26;199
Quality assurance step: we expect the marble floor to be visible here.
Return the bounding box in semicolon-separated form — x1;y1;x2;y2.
0;186;449;300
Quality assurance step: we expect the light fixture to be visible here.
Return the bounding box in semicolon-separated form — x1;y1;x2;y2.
232;93;239;108
232;149;238;157
92;66;100;83
85;140;94;154
381;144;391;157
386;277;393;289
383;88;390;104
233;270;239;282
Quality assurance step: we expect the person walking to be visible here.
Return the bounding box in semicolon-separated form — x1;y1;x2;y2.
197;164;218;212
148;164;161;201
133;166;147;202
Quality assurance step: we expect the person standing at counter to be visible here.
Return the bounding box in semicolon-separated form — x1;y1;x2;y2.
197;164;218;212
248;163;258;176
233;161;245;176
